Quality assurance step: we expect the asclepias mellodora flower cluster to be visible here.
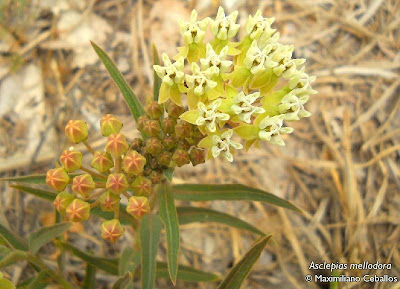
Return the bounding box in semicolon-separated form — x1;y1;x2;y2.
155;7;317;161
46;7;316;243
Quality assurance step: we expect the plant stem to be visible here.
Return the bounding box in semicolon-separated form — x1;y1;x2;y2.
90;198;100;208
122;191;131;200
115;156;122;173
95;182;106;188
82;140;95;155
114;198;120;219
81;166;108;180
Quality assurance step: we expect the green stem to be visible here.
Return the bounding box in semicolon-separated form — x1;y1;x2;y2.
81;166;108;180
82;140;95;155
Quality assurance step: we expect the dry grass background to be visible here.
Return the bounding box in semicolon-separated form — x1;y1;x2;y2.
0;0;399;288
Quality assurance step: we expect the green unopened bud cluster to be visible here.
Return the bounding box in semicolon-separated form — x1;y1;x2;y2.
153;7;317;162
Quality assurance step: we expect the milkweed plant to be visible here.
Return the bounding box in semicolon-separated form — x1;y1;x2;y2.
1;7;315;289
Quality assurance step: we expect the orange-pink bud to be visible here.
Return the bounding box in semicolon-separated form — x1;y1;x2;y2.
145;137;163;155
126;196;150;219
123;150;146;175
145;101;163;119
91;151;114;173
66;199;90;222
59;149;82;172
106;173;129;195
99;191;119;212
72;174;95;198
46;168;70;191
131;176;152;196
101;219;125;243
65;120;88;144
172;149;190;167
105;133;129;157
100;114;123;137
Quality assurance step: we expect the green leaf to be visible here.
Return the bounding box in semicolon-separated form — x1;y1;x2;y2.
217;235;272;289
58;241;119;275
2;173;90;185
119;247;140;276
27;271;48;289
0;250;27;268
0;223;28;251
152;43;161;101
11;185;135;225
177;207;264;235
91;41;145;122
163;168;174;182
173;184;302;214
156;262;220;282
0;274;16;289
29;223;71;254
140;214;162;289
157;184;179;284
82;264;96;289
112;272;133;289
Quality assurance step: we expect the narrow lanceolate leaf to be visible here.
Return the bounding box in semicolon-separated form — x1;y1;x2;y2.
82;264;96;289
157;184;179;284
119;247;140;276
112;272;133;289
29;223;72;254
177;207;264;236
2;173;84;185
217;235;272;289
91;41;145;122
173;184;302;214
156;262;221;282
58;241;119;275
11;185;135;225
0;223;28;251
152;43;161;101
27;271;50;289
0;250;27;268
140;214;162;289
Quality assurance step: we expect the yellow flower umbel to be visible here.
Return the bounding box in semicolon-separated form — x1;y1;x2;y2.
152;6;318;160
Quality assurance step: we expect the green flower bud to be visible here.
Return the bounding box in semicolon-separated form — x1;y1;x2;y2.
157;151;172;167
101;219;125;243
100;114;123;137
131;177;152;196
105;133;129;157
130;138;144;151
46;168;70;191
190;147;205;166
175;120;192;139
99;191;119;212
59;149;82;172
166;101;185;119
172;149;190;167
54;192;75;214
145;137;163;155
143;119;161;137
163;135;176;150
91;151;114;173
65;120;88;144
162;117;176;134
126;196;150;219
149;170;162;184
137;116;150;132
72;174;95;198
123;150;147;175
106;173;129;195
66;199;90;222
177;139;191;150
145;101;163;119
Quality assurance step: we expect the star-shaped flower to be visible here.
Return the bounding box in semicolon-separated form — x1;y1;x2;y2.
231;91;265;123
200;43;232;76
210;7;240;40
178;10;209;45
243;40;278;75
279;91;311;121
211;129;243;162
153;53;185;86
245;10;276;41
196;100;230;132
186;62;217;96
258;115;293;146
